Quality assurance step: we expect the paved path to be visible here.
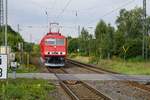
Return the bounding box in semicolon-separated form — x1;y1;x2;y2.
8;73;150;82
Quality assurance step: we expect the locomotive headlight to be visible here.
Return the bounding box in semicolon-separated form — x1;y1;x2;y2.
45;52;51;55
61;52;66;55
45;52;47;55
58;52;64;55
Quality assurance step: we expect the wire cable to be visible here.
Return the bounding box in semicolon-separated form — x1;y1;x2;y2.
87;0;135;25
55;0;72;20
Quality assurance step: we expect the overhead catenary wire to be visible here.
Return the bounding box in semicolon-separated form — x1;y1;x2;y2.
87;0;135;25
55;0;73;21
10;25;78;30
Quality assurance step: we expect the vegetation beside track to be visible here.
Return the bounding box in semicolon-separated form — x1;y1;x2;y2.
70;56;150;75
68;7;150;69
8;64;40;73
0;79;56;100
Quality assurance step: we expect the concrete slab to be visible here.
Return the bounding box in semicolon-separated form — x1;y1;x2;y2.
8;73;150;82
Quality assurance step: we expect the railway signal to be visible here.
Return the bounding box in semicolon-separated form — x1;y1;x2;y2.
122;46;129;62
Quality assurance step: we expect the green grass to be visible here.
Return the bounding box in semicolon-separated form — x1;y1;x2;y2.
99;60;150;75
0;79;56;100
8;64;40;73
71;56;150;75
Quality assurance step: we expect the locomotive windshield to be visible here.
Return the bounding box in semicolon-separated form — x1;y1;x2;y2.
45;38;64;45
56;39;64;45
45;39;56;45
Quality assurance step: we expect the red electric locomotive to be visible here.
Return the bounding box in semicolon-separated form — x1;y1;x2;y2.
40;32;67;67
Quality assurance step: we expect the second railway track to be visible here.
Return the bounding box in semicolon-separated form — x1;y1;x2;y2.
66;59;150;94
66;59;119;74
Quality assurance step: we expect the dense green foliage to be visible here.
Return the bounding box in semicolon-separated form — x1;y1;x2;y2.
68;7;150;60
0;26;24;51
0;25;36;53
0;79;55;100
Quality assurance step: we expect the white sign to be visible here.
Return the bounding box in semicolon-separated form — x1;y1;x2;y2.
0;55;8;79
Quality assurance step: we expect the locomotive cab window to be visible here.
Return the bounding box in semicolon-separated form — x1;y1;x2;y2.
56;39;65;45
45;39;56;45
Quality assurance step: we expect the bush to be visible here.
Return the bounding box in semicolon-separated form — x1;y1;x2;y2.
127;56;145;62
69;53;77;58
89;56;99;64
0;79;55;100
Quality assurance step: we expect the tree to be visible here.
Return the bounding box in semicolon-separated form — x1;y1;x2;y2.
79;28;90;56
0;25;24;51
95;20;115;58
115;7;147;58
68;7;150;60
95;20;108;58
68;38;79;53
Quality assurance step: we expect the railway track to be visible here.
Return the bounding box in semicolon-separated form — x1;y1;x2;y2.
66;59;119;74
47;67;112;100
66;59;150;93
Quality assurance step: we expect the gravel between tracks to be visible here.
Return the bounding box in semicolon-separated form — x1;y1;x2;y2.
34;58;150;100
66;82;104;100
86;80;150;100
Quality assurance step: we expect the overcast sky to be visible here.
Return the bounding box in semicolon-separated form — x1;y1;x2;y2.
8;0;150;43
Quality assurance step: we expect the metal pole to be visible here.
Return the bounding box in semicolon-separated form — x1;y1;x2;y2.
45;10;50;32
0;0;4;46
144;0;148;60
17;24;19;33
143;0;148;61
5;0;7;54
78;25;80;37
17;24;22;64
142;0;146;59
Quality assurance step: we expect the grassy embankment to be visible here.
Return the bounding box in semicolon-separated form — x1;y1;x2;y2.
8;52;41;73
8;64;40;73
0;79;56;100
71;56;150;75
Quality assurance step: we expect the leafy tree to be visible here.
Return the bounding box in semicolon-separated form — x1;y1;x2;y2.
0;25;24;51
113;30;125;57
68;7;150;60
95;20;108;58
68;38;79;53
79;28;90;56
95;20;115;58
115;7;148;58
116;8;143;39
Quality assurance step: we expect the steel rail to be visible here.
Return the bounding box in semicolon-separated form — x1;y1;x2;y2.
46;67;112;100
66;59;150;94
66;59;119;74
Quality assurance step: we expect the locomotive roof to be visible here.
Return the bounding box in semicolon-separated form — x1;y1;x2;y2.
47;32;61;35
43;32;65;39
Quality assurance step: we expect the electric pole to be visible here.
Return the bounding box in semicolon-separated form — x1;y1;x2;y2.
0;0;4;46
143;0;147;60
5;0;8;54
17;24;20;33
45;10;50;32
78;25;80;37
17;24;22;64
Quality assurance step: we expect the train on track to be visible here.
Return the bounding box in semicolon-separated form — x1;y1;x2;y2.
40;31;67;67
